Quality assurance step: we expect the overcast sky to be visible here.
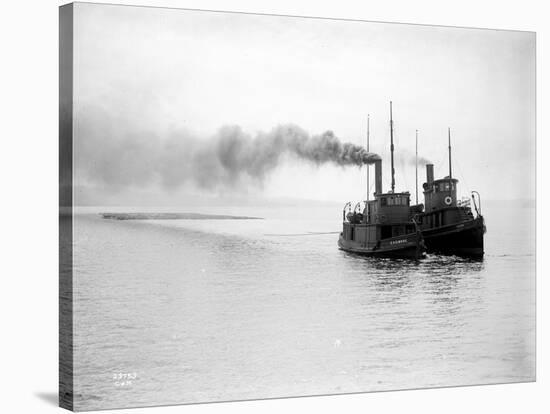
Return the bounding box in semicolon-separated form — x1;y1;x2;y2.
72;3;535;206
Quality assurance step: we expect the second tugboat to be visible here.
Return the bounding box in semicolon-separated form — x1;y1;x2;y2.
410;129;486;257
338;102;425;259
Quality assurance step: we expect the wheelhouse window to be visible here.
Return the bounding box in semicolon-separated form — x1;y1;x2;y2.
387;195;409;206
437;182;454;192
380;195;409;206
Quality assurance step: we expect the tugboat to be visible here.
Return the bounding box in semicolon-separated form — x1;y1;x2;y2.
338;102;425;259
411;129;485;257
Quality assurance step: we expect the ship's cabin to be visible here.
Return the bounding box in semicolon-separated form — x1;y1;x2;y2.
342;191;415;244
362;191;411;225
415;164;475;229
341;159;418;244
423;177;458;211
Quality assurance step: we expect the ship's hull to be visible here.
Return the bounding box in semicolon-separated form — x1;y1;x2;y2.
421;216;485;257
338;232;425;259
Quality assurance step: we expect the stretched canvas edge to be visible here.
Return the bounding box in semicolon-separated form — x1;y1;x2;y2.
59;2;74;411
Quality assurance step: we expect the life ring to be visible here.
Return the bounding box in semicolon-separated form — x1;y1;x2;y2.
444;196;453;205
378;214;387;223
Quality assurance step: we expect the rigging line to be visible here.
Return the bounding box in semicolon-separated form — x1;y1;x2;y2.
264;231;340;237
453;156;471;199
396;157;408;193
432;148;448;179
366;114;371;200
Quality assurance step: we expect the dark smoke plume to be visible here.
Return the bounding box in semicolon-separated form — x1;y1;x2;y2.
215;125;381;181
75;111;381;192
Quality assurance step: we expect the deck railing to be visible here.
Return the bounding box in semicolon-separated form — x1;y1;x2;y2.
457;197;471;208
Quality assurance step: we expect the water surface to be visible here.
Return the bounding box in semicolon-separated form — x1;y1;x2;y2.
71;203;535;410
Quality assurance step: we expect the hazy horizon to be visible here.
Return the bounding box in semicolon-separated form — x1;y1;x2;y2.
71;3;536;206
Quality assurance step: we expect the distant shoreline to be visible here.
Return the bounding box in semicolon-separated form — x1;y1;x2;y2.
100;212;264;220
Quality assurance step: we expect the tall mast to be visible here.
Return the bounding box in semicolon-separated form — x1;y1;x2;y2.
415;129;418;205
448;127;452;181
390;101;395;193
366;114;370;201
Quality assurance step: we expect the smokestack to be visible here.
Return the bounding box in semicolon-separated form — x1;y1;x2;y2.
374;159;382;195
426;164;434;185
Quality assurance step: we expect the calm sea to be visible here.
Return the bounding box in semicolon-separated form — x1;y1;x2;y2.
70;202;535;410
